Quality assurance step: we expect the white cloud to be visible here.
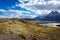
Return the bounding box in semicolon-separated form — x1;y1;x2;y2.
16;0;60;15
1;0;60;18
0;16;7;18
0;9;37;18
49;0;60;1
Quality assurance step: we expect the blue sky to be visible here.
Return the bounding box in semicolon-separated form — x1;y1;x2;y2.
0;0;18;9
0;0;60;18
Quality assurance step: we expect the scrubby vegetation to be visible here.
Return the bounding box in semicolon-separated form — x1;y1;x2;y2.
0;18;60;40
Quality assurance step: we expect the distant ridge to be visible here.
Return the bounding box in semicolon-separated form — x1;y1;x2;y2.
0;11;60;21
33;16;43;20
33;11;60;21
44;11;60;21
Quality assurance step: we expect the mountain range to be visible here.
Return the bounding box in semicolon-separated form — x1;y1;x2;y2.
33;11;60;21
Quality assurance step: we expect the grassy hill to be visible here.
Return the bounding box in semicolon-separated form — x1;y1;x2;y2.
0;18;60;40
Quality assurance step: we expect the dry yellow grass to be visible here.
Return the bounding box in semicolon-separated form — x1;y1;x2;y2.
0;20;60;40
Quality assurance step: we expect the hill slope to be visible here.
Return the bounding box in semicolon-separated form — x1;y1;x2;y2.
0;19;60;40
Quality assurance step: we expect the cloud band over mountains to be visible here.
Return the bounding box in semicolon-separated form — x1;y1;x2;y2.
0;0;60;18
18;0;60;10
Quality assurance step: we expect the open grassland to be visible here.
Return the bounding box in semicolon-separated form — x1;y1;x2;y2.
0;19;60;40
